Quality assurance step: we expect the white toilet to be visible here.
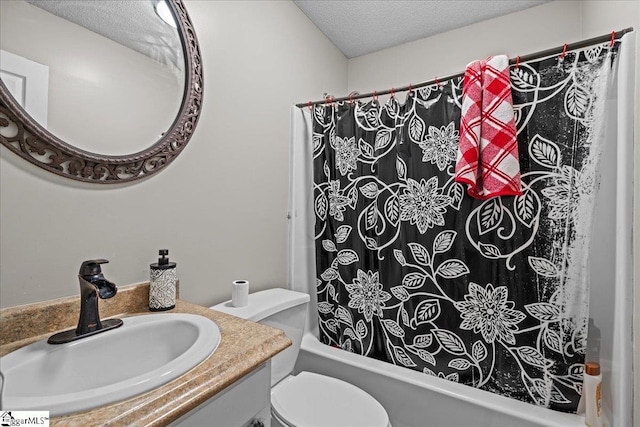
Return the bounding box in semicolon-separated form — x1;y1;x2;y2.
211;288;391;427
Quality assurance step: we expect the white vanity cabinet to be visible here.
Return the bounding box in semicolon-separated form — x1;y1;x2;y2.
170;362;271;427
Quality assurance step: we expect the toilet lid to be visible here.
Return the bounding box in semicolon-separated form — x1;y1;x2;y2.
271;372;389;427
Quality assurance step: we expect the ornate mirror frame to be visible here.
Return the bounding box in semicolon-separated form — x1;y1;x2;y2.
0;0;202;183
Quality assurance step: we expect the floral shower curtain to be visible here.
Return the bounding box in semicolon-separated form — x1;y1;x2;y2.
310;43;619;412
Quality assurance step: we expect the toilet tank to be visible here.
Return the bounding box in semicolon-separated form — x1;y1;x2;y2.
211;288;310;386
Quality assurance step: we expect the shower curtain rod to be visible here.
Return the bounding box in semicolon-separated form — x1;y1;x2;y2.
296;27;634;108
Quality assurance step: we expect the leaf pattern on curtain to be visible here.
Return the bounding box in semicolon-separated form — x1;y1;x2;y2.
312;43;618;412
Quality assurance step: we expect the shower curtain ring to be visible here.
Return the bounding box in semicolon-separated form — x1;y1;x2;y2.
609;31;616;48
435;76;440;89
324;93;335;107
373;90;378;105
325;96;335;107
560;43;568;60
515;56;520;70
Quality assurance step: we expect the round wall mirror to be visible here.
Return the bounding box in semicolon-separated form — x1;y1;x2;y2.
0;0;202;183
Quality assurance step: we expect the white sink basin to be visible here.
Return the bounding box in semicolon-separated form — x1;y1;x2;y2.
0;313;220;416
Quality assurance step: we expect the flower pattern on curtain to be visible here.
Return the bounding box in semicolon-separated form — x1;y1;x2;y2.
312;43;618;412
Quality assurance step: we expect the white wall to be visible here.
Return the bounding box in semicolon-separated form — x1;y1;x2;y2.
0;0;347;308
347;1;639;424
347;1;583;96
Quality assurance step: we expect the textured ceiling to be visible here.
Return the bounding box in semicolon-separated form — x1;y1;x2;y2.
294;0;552;58
25;0;183;70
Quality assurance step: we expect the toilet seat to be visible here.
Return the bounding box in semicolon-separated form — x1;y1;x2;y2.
271;371;390;427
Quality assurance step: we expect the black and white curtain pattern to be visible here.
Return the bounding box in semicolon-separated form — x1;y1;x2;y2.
312;43;618;412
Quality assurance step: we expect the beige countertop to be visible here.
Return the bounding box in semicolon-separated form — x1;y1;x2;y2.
0;283;292;426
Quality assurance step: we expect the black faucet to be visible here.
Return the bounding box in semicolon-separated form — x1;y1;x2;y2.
48;259;123;344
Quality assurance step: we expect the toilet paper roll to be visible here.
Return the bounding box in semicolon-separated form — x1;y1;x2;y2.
232;280;249;307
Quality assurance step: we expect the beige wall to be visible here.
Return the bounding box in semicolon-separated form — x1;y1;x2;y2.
0;0;183;155
347;1;639;423
0;0;347;308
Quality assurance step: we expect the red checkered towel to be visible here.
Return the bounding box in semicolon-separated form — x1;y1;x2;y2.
455;55;522;199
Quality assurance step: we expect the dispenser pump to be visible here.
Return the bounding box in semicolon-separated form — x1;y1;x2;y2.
152;249;176;270
158;249;169;266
